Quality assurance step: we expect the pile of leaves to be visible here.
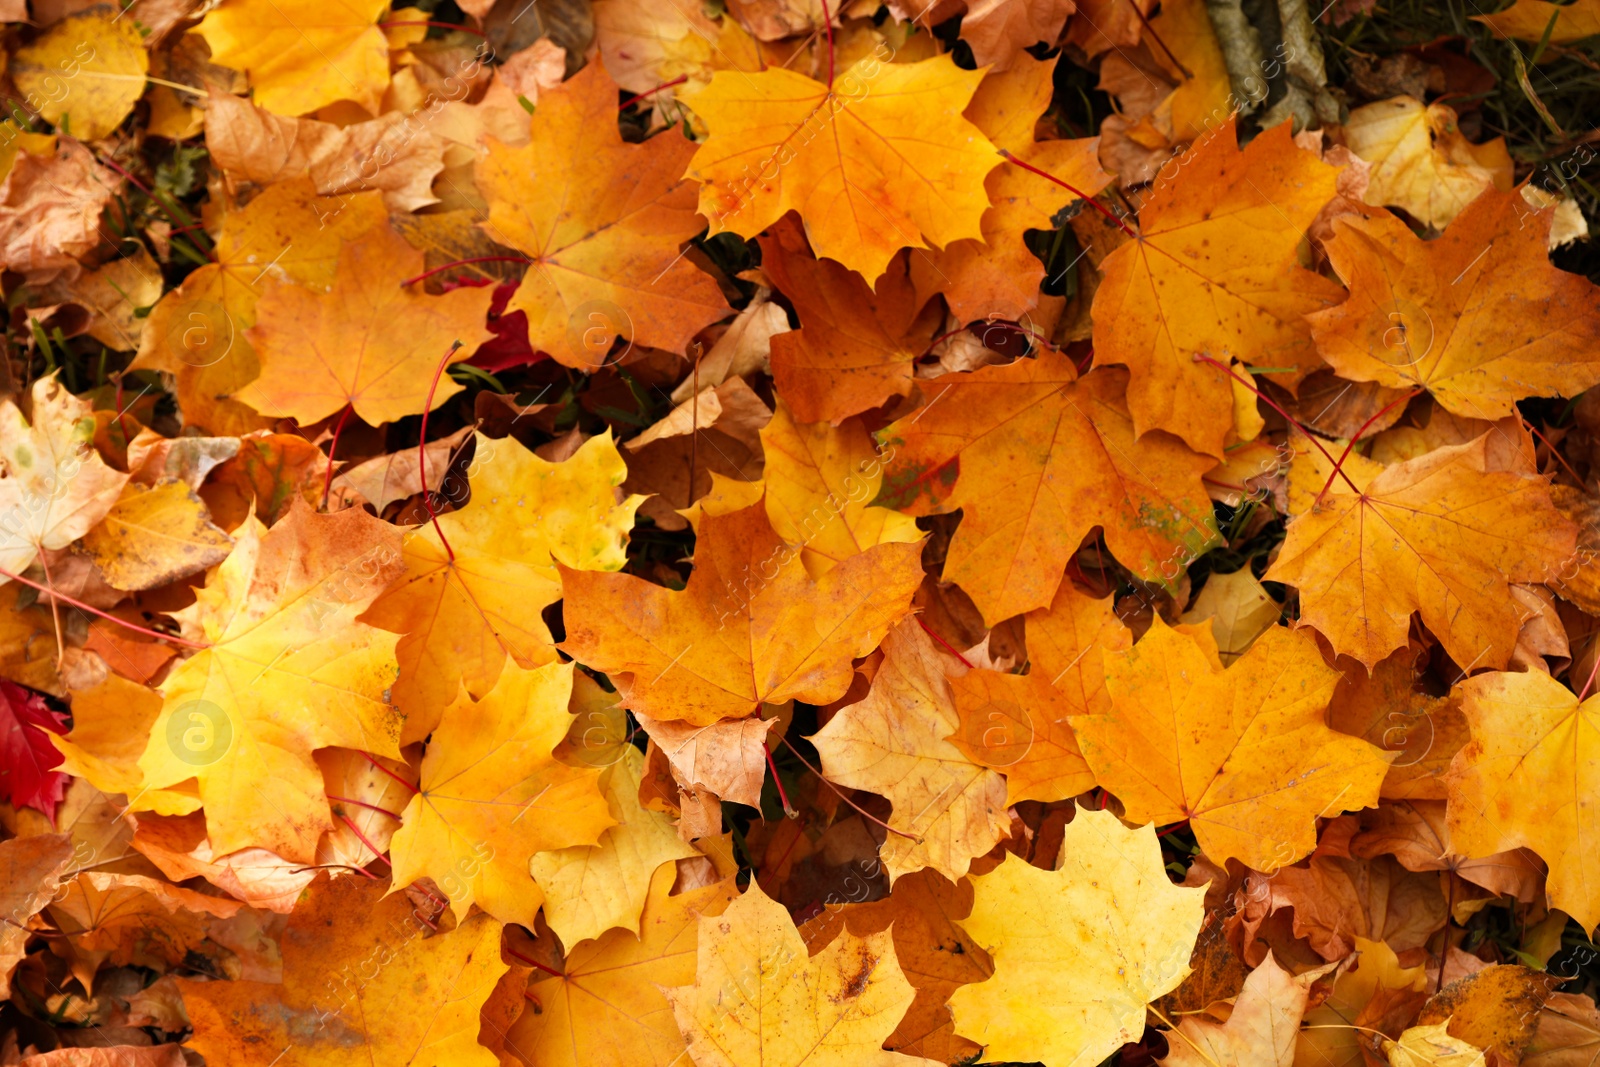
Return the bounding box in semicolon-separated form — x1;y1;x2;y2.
1;0;1600;1063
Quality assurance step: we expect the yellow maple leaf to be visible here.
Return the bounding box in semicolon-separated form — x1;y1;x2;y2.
876;356;1219;627
528;746;696;947
1343;97;1512;231
1309;188;1600;420
79;481;232;592
0;374;129;579
1091;119;1345;458
1085;617;1391;870
476;62;729;369
812;619;1010;882
235;223;494;427
561;499;922;725
759;398;921;578
1265;435;1577;671
135;501;406;862
508;866;740;1067
949;807;1205;1067
681;53;1000;282
12;11;148;141
665;877;942;1067
130;180;390;435
387;661;613;929
193;0;390;116
180;874;510;1067
1446;668;1600;932
362;431;643;745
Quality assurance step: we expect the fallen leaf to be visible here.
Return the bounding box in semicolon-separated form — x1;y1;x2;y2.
635;712;773;808
79;481;232;592
682;53;1000;282
1476;0;1600;41
0;834;72;998
949;807;1205;1067
876;357;1220;626
1085;617;1391;870
665;876;942;1067
129;811;315;912
561;499;922;725
1342;97;1511;230
0;679;69;818
1181;567;1281;664
1162;953;1330;1067
193;0;389;116
1416;965;1557;1065
961;0;1078;70
1091;119;1345;458
387;661;613;928
812;619;1011;882
1386;1022;1488;1067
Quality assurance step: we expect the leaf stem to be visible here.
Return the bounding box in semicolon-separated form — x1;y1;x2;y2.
507;946;566;979
420;341;465;563
1312;389;1419;509
915;616;975;669
762;740;798;818
336;812;394;868
620;75;688;110
360;751;420;795
0;565;209;650
322;404;355;511
818;0;835;88
326;794;404;820
998;149;1138;238
400;256;531;288
773;734;921;843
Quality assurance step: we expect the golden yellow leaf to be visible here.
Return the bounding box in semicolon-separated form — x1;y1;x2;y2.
387;661;613;928
1386;1023;1488;1067
193;0;389;116
1343;97;1512;230
51;674;198;815
80;481;232;592
509;866;740;1067
664;877;941;1067
235;223;494;427
528;746;696;947
1181;567;1281;664
362;431;643;744
812;619;1010;882
759;398;920;579
476;62;729;369
1085;617;1391;870
949;807;1205;1067
12;12;148;141
1446;669;1600;932
561;500;922;725
180;875;511;1067
681;53;1000;282
135;501;405;862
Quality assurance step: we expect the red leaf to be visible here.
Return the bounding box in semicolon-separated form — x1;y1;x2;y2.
0;679;69;819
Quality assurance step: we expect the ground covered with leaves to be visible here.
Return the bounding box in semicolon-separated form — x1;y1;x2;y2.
1;0;1599;1064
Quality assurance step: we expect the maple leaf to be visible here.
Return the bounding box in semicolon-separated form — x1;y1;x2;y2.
1163;954;1332;1067
1342;98;1512;231
179;875;512;1067
1327;650;1468;801
949;807;1205;1067
475;62;729;369
812;619;1011;882
1180;566;1281;664
508;866;740;1067
759;220;935;424
947;578;1126;804
1265;435;1577;671
528;746;696;946
0;374;129;579
1091;119;1346;458
0;834;71;998
1309;188;1600;419
51;675;198;816
635;712;773;808
135;500;406;862
130;180;391;435
759;398;921;577
913;54;1111;325
316;746;416;874
79;481;232;592
1083;617;1391;870
361;431;643;744
387;661;613;929
876;355;1220;626
1297;936;1430;1067
0;679;68;818
561;499;923;725
681;53;1000;282
129;812;315;913
1445;668;1600;932
234;223;494;427
193;0;390;116
799;867;994;1063
961;0;1078;69
665;877;941;1067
